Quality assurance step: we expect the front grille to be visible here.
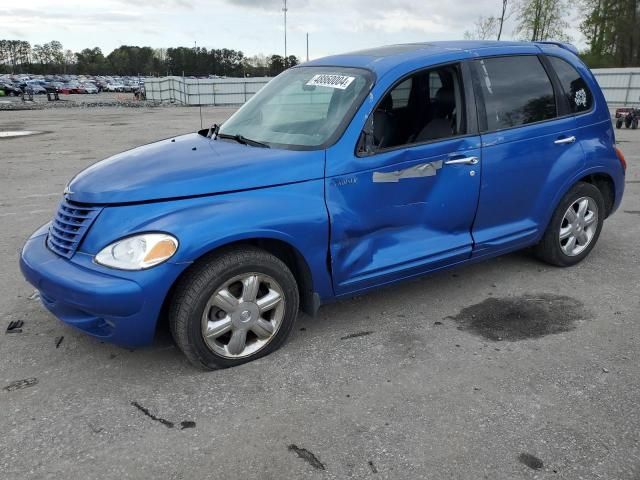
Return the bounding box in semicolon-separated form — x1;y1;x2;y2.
47;198;102;258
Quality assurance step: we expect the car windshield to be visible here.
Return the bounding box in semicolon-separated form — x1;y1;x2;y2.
218;66;373;149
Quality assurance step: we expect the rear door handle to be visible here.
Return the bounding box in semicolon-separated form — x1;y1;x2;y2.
554;136;576;145
445;156;479;165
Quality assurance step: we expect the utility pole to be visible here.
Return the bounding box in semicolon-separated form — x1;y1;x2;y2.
306;32;309;62
283;0;288;68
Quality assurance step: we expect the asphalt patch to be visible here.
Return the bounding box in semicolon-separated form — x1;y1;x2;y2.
449;294;587;341
518;452;544;470
288;444;325;470
4;378;38;392
340;331;373;340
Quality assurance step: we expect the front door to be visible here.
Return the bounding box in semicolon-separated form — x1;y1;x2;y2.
326;62;482;296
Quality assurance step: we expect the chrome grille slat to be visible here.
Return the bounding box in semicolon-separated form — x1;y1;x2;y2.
46;198;102;259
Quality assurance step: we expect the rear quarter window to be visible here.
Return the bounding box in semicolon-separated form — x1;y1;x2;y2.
474;55;557;132
547;56;593;113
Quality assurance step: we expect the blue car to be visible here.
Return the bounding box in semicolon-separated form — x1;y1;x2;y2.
20;41;626;369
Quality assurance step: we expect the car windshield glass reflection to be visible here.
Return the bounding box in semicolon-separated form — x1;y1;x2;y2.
219;67;372;149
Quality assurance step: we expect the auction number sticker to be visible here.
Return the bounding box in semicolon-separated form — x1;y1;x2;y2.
306;74;355;90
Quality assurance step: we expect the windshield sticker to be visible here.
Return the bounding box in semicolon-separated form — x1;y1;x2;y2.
306;74;356;90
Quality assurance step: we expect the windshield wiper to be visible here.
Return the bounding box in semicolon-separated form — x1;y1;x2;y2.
217;133;270;148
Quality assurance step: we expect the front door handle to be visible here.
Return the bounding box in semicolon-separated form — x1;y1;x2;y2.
445;156;479;165
554;136;576;145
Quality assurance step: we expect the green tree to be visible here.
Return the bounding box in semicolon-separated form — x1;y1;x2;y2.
580;0;639;67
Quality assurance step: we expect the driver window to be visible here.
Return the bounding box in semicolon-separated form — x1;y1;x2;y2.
368;64;465;151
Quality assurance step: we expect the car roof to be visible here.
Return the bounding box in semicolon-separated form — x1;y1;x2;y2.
304;40;573;78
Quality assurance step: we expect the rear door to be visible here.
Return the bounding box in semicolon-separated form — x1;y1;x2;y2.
326;62;482;295
469;53;584;257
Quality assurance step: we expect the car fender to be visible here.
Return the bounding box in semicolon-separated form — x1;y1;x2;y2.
80;179;334;301
539;163;624;239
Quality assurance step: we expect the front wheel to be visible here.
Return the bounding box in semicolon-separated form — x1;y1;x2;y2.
534;182;605;267
169;247;300;369
616;118;623;129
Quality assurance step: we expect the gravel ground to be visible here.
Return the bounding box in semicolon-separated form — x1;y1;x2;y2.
1;107;639;479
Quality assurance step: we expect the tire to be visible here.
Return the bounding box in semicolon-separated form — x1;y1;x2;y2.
169;247;300;369
616;119;623;129
632;119;638;130
534;182;605;267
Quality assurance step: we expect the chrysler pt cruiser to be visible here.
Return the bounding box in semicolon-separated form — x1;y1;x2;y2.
21;41;626;369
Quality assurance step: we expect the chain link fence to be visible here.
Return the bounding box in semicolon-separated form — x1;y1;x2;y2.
144;76;271;106
145;68;640;109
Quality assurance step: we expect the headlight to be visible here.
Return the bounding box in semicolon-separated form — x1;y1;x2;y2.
95;233;178;270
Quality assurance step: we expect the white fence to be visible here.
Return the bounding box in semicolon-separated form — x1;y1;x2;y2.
145;68;640;108
144;76;271;105
592;68;640;107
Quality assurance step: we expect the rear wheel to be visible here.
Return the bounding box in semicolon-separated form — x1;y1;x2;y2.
534;182;605;267
169;247;299;369
616;118;623;129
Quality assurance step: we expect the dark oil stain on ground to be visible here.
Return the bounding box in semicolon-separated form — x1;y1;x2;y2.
368;460;378;473
449;294;587;341
180;421;196;429
518;452;544;470
288;444;326;470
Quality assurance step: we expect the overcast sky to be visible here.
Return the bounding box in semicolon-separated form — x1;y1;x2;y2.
0;0;584;59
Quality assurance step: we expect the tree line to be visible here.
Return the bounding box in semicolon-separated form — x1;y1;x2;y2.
2;1;639;76
465;0;639;67
0;40;300;77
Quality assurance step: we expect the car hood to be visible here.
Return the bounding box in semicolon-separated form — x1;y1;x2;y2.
67;133;325;204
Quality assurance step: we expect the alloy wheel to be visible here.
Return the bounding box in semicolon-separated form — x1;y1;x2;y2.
201;273;285;358
558;196;598;257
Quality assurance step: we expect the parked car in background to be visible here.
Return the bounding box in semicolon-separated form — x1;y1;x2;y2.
82;83;99;94
0;82;23;96
20;41;626;369
105;82;125;92
25;83;47;94
46;81;65;93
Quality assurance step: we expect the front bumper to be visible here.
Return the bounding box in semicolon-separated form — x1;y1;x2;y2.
20;226;185;347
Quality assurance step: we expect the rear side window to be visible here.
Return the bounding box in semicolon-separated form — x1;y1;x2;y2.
548;56;593;113
474;56;557;132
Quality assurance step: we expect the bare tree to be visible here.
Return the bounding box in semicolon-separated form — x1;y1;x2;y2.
515;0;571;41
464;16;500;40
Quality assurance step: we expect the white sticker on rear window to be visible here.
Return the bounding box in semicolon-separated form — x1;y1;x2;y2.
306;74;355;90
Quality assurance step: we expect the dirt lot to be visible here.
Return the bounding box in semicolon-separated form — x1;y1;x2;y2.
1;107;639;479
